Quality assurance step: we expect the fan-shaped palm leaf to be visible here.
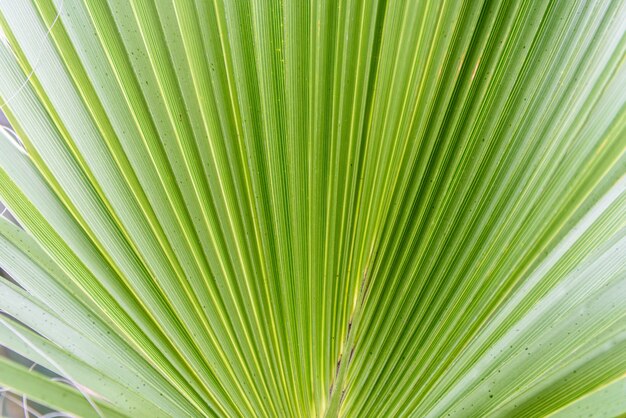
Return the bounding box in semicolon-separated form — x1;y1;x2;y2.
0;0;625;416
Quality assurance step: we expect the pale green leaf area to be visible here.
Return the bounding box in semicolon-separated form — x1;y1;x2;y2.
0;0;624;416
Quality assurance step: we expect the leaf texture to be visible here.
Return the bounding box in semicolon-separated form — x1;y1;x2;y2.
0;0;625;417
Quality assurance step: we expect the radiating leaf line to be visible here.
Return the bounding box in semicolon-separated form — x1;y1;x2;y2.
0;0;624;417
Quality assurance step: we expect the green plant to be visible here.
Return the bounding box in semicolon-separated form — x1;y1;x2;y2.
0;0;625;416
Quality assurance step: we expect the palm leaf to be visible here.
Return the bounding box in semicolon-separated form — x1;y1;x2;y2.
0;0;624;416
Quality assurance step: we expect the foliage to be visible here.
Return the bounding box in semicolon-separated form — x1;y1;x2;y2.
0;0;625;416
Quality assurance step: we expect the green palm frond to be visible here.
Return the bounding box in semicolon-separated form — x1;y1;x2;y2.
0;0;625;417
